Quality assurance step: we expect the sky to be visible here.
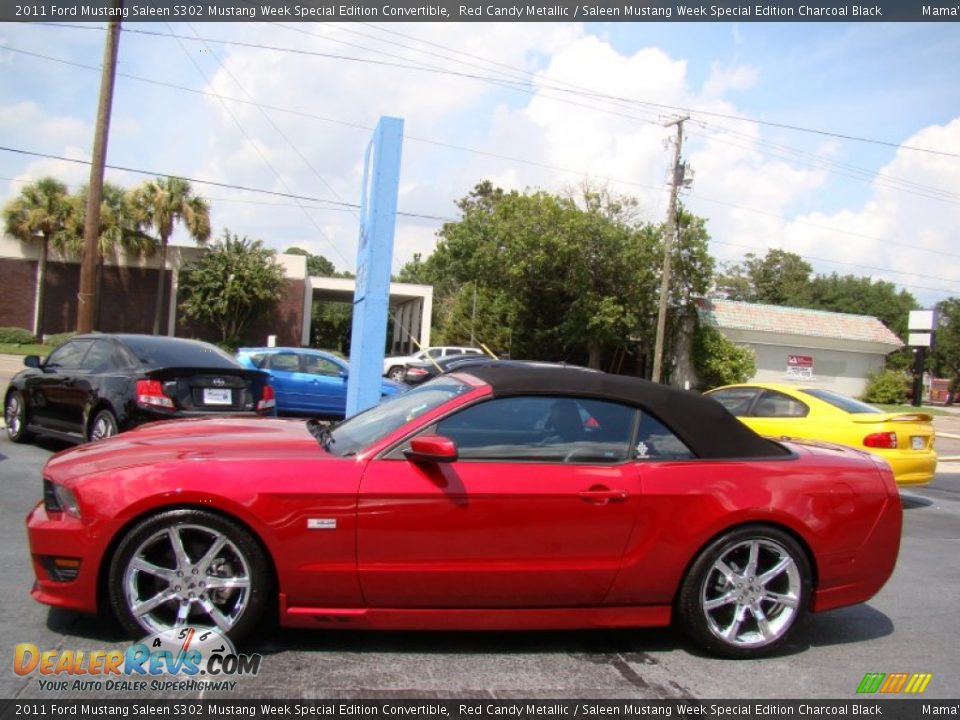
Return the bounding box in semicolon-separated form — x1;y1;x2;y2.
1;20;959;308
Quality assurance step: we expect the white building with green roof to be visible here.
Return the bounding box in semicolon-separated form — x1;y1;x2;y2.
697;299;904;397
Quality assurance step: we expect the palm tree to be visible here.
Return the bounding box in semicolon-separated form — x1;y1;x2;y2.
63;183;157;328
2;177;71;338
128;177;211;335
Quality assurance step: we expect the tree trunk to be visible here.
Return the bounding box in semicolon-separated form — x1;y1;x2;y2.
588;342;603;370
94;250;103;331
34;236;49;340
152;239;167;335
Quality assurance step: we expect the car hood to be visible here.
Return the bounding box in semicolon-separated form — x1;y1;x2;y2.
44;417;330;485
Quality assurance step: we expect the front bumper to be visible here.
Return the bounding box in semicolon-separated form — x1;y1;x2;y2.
26;502;100;614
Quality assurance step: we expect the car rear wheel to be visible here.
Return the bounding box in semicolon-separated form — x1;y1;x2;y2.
5;390;32;443
108;509;269;642
387;366;406;382
88;409;118;442
678;525;810;659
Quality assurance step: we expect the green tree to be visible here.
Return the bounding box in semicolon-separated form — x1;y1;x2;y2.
283;246;337;277
62;183;156;328
129;177;211;335
692;325;756;390
931;298;960;398
401;182;713;371
178;231;285;347
2;177;72;337
714;249;813;305
798;273;917;337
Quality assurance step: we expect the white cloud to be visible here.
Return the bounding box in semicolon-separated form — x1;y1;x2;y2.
779;119;960;305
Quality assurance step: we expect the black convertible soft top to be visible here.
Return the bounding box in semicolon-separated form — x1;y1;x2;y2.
459;365;790;460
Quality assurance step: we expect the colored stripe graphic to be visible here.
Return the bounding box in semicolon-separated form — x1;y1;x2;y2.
857;672;932;694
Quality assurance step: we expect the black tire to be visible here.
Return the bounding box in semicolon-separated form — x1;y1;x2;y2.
387;366;406;382
677;525;811;659
88;408;118;442
4;390;32;443
108;509;270;643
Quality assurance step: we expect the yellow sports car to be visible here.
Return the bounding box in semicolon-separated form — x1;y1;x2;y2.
705;383;937;486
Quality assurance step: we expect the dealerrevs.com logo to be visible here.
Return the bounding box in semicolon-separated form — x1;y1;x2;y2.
857;672;933;694
13;626;261;693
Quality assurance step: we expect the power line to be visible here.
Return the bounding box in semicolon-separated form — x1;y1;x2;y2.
5;39;960;267
0;145;446;222
4;150;955;298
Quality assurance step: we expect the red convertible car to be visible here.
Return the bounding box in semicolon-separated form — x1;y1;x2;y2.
26;365;902;658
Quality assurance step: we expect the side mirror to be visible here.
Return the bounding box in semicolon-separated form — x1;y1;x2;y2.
339;369;348;379
404;435;458;464
24;355;41;369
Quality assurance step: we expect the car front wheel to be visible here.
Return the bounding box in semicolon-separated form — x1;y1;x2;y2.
108;509;269;642
677;525;810;659
5;390;32;443
88;408;118;442
387;366;406;382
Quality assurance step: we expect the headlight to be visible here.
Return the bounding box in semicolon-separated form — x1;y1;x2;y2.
43;479;82;518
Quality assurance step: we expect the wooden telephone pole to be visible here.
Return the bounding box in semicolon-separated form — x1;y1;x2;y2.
651;116;688;384
77;3;123;333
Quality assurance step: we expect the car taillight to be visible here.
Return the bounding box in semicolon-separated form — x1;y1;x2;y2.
863;431;897;449
136;379;174;409
406;368;429;377
257;385;276;412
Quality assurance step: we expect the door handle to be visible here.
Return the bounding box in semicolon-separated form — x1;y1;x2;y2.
578;487;629;504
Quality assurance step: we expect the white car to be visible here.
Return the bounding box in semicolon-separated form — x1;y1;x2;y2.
383;346;484;381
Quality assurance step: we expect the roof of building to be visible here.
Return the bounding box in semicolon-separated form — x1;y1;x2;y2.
697;299;904;348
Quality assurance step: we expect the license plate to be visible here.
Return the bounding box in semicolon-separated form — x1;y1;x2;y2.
911;436;925;450
203;388;232;405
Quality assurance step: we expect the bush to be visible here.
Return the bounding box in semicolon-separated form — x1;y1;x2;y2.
43;331;77;347
693;325;756;391
862;369;910;404
0;327;36;344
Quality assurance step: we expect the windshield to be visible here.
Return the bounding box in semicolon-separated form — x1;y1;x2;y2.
800;388;883;414
327;378;472;456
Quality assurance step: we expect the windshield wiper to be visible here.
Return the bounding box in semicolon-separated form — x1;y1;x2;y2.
306;419;336;452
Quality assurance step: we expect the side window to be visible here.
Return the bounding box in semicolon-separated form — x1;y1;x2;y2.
427;348;444;358
634;412;695;460
301;354;342;376
44;340;93;369
79;340;115;373
267;352;300;372
433;396;638;464
751;390;809;418
707;387;761;416
247;353;268;369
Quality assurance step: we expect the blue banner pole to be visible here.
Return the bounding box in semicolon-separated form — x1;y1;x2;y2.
346;116;404;417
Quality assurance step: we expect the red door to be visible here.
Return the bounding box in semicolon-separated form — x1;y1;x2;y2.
357;457;640;608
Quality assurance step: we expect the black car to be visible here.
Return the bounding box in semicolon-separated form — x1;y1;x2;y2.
403;357;600;385
400;354;493;385
4;334;275;445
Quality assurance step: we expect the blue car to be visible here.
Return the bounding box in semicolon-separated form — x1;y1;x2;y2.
235;347;407;418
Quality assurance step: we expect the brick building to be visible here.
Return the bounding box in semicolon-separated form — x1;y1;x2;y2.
0;234;432;350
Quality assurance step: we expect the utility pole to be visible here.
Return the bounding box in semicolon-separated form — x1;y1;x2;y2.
77;2;123;333
651;115;688;384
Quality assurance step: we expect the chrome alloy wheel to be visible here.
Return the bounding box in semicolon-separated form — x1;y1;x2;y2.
122;524;252;635
700;537;801;649
5;392;24;439
89;411;117;441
